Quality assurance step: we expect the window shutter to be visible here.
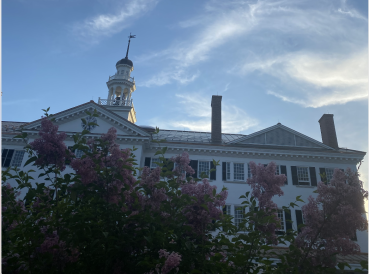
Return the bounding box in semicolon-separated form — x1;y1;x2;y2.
295;210;304;233
281;165;288;185
189;160;198;178
310;167;317;186
291;166;298;185
319;168;327;184
210;161;216;180
144;157;151;168
284;209;292;234
222;162;226;181
2;149;14;168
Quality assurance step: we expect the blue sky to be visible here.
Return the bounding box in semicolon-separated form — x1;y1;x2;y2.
2;0;368;187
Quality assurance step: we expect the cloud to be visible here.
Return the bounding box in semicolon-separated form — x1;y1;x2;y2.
71;0;158;45
241;49;368;108
139;69;200;87
151;93;258;133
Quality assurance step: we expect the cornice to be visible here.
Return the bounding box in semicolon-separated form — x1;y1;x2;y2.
146;144;363;164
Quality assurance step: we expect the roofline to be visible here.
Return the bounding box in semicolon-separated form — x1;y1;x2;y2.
21;101;150;137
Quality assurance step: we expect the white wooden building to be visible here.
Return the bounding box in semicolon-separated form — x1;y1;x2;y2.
2;49;368;257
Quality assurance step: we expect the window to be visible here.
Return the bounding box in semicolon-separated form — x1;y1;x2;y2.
234;163;245;181
226;163;231;180
247;164;252;178
276;210;285;231
234;206;245;230
151;158;161;168
174;162;186;176
2;149;25;168
75;149;85;159
198;161;210;178
297;167;310;185
325;168;334;184
121;70;124;74
275;165;280;175
223;205;231;215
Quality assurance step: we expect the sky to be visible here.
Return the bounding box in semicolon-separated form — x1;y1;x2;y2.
2;0;368;190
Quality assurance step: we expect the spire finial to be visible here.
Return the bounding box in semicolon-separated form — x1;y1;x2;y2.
125;33;136;59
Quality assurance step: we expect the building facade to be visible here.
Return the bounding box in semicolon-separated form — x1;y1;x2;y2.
2;49;368;258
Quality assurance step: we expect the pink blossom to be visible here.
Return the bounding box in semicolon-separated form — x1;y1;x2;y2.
295;168;368;267
29;118;71;171
247;162;286;244
158;249;181;274
181;178;228;234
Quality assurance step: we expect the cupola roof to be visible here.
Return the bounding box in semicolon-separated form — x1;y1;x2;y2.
116;57;133;67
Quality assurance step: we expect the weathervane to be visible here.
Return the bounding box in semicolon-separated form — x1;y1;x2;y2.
125;33;136;59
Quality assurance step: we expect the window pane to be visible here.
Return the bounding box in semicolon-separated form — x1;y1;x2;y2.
234;206;245;229
151;158;161;168
75;149;85;159
247;164;252;178
275;165;280;175
11;151;25;167
297;167;309;185
277;210;285;231
325;168;334;183
2;149;14;168
226;162;231;180
234;163;244;181
198;161;210;178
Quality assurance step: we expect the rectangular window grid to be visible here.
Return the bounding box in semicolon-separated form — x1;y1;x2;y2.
234;163;244;181
174;163;186;175
75;149;85;159
277;210;285;231
234;206;245;229
226;162;231;180
325;168;334;184
11;151;25;167
247;164;252;178
151;158;161;168
275;165;280;175
297;167;310;185
198;161;210;178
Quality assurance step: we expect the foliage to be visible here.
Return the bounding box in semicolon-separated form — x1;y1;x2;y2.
2;109;368;274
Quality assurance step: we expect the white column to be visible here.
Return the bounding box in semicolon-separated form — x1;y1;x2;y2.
120;86;125;106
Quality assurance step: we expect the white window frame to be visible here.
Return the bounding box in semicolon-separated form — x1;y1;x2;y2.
198;161;211;178
233;163;245;181
151;158;162;169
2;149;25;168
226;162;231;180
234;205;246;231
296;166;310;186
324;168;334;184
276;209;285;232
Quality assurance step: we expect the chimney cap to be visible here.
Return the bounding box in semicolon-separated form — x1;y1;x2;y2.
318;113;334;123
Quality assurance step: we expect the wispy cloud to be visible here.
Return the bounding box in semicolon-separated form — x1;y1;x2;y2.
150;93;258;133
71;0;158;45
241;49;368;108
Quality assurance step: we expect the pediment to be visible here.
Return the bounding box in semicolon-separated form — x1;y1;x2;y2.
229;124;333;150
22;101;150;137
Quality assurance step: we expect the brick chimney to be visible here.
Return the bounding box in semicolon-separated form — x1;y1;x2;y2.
211;95;222;143
318;114;339;149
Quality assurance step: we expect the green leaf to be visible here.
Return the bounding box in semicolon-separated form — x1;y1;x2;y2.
24;156;37;167
102;232;109;238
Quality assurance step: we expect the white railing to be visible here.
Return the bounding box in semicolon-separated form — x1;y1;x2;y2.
108;75;135;82
98;98;133;107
